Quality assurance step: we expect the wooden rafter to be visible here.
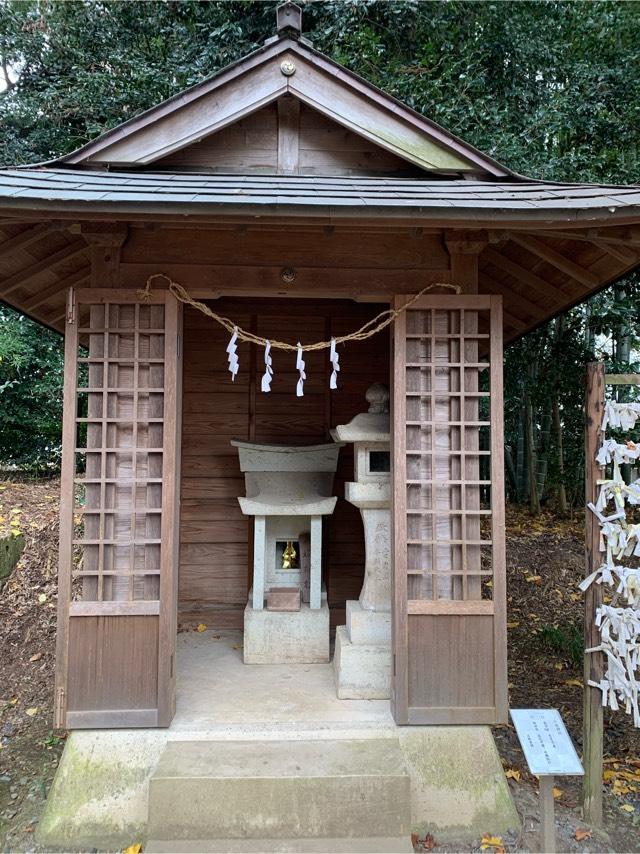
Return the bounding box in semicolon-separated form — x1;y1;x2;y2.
0;242;87;299
22;266;91;311
0;223;56;262
482;247;569;305
478;272;542;323
509;233;599;290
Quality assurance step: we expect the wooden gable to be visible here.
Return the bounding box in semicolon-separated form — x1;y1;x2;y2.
155;100;424;176
60;38;511;177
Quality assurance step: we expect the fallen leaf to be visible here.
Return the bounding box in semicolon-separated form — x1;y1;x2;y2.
620;803;635;813
25;707;38;717
505;768;521;781
37;593;47;604
506;621;519;629
196;623;206;633
423;834;436;851
525;575;542;583
553;662;563;671
563;678;582;687
122;845;142;854
29;653;42;662
411;833;419;848
480;834;504;851
553;787;562;799
575;828;592;842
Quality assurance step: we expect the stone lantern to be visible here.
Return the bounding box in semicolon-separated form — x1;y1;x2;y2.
331;383;391;699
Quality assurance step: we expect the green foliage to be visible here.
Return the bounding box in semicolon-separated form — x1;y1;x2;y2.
2;0;640;181
539;622;583;667
0;307;64;471
0;1;639;477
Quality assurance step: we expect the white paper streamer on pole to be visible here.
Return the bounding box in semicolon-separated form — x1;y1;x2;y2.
329;338;340;390
296;343;306;397
226;326;239;382
261;340;273;393
582;395;640;729
602;400;640;432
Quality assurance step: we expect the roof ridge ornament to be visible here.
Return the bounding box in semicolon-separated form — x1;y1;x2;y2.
276;2;302;38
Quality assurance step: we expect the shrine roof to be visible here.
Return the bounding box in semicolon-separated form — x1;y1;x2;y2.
0;169;639;223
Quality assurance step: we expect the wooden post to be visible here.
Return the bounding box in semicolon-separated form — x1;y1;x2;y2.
582;362;605;826
81;223;128;288
539;775;556;853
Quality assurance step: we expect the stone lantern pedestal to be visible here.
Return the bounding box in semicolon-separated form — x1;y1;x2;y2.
331;384;391;699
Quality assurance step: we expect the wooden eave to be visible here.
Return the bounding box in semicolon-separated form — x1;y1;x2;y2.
54;37;512;177
1;173;639;341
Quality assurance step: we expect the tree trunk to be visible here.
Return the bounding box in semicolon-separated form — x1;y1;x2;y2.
525;389;540;514
553;394;568;513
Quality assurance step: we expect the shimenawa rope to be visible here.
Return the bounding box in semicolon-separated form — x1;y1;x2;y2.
138;273;462;351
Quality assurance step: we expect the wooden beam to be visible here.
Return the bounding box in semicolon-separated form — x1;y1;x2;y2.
0;242;88;299
483;247;570;305
0;223;56;261
604;373;640;385
509;233;599;289
583;362;604;827
22;266;91;311
119;262;453;299
277;95;300;174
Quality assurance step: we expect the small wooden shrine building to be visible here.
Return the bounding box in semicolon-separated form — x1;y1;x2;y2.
2;4;640;846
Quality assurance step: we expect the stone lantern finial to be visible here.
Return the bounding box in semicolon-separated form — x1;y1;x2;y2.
366;383;390;414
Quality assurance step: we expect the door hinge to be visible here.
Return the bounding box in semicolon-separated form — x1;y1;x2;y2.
54;686;66;727
66;289;76;325
170;653;174;679
393;653;396;676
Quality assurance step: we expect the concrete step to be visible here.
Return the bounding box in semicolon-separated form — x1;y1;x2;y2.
148;738;411;841
145;837;414;853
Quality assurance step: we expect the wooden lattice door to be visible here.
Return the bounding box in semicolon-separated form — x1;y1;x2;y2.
55;289;182;728
391;294;507;725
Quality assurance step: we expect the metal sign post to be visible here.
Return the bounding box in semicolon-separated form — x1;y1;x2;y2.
511;709;584;854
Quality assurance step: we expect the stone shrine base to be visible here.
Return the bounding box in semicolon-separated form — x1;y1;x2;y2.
244;592;330;663
37;631;519;851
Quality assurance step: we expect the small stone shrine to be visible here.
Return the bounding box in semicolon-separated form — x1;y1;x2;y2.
331;384;392;698
232;439;343;663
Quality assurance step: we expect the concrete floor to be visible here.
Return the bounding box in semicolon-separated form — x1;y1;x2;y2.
172;630;395;739
37;629;519;848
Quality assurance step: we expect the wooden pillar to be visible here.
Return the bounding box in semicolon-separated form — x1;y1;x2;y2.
81;223;129;288
583;362;605;825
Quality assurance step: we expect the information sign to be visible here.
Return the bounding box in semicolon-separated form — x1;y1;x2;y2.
510;708;584;777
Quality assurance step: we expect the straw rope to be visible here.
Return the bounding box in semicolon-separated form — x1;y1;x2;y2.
138;273;462;351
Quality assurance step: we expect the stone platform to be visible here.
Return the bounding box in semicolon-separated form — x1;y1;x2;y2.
37;631;519;851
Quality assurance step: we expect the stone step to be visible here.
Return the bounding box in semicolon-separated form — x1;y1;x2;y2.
148;738;411;841
145;837;414;853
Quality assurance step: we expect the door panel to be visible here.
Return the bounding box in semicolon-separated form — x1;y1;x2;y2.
392;294;507;725
55;289;182;728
